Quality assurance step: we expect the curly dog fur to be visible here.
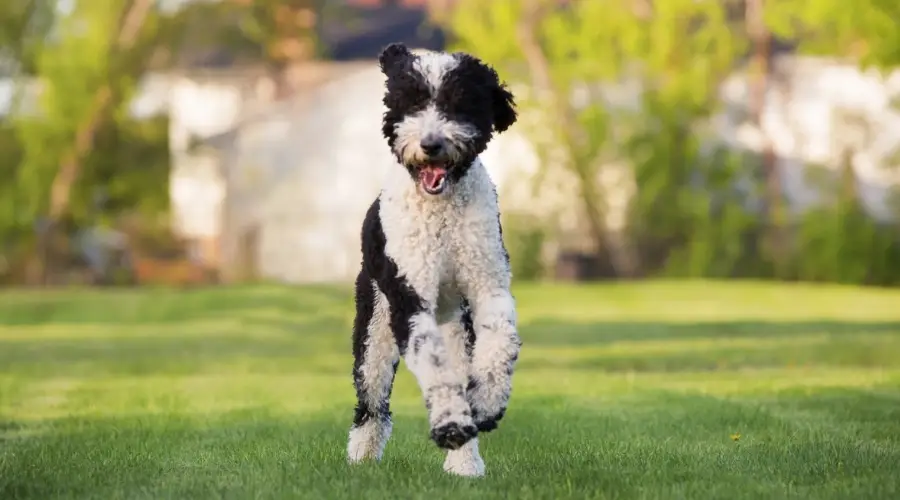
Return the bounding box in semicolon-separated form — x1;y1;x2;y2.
346;43;521;477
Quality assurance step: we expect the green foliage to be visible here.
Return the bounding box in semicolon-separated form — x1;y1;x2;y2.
0;125;28;241
444;0;900;286
766;0;900;68
0;1;175;282
502;214;546;280
791;159;900;286
79;116;171;223
0;0;56;75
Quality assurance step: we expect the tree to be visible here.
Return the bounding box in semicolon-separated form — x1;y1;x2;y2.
745;0;788;275
444;0;745;278
11;0;181;283
3;0;332;284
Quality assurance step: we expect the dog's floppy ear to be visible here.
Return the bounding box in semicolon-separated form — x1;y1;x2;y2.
455;53;519;133
491;80;517;133
379;43;412;76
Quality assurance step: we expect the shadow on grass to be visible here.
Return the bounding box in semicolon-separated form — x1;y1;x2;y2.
515;319;900;372
523;319;900;346
2;317;899;377
1;389;899;499
0;285;353;326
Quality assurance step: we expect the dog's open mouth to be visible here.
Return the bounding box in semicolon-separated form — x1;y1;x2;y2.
418;164;448;195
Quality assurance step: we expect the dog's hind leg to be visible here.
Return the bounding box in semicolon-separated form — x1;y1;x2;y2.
348;273;399;463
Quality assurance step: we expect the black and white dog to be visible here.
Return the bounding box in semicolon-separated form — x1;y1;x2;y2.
347;43;522;477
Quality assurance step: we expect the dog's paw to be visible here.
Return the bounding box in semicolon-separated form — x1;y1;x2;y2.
431;421;478;450
444;450;486;477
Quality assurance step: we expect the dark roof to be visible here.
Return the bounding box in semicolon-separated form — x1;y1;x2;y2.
319;3;446;61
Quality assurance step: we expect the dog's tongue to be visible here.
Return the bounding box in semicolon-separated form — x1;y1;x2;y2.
421;165;447;189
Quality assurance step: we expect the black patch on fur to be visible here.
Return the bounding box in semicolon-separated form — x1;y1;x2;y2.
460;298;476;357
475;408;505;433
380;46;430;155
351;269;376;427
490;81;517;133
378;43;413;74
431;421;478;449
358;196;427;354
497;213;510;266
440;53;517;145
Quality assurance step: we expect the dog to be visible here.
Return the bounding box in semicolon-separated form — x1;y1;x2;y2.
346;43;522;477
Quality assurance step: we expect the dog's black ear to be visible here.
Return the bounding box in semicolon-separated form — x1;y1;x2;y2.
491;81;517;133
455;53;518;133
379;43;412;75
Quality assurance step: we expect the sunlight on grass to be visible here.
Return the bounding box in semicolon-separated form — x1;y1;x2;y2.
1;281;899;499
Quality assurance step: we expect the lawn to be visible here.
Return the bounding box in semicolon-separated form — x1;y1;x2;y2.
1;280;899;499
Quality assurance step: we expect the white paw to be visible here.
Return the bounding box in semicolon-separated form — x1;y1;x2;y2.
347;420;391;463
443;440;486;477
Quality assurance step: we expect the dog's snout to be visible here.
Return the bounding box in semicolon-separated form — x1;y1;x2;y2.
420;137;444;157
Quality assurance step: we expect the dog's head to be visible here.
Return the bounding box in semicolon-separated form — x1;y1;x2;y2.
379;43;517;196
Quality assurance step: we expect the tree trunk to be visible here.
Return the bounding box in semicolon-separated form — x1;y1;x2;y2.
746;0;786;273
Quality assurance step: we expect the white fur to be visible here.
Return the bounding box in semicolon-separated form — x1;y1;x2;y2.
347;286;398;462
413;50;459;92
406;312;472;429
347;418;392;463
467;292;519;422
444;438;486;477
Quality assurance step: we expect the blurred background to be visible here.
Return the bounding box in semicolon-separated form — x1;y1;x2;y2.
1;0;900;289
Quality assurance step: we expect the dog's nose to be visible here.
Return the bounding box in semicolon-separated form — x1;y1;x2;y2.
420;137;444;157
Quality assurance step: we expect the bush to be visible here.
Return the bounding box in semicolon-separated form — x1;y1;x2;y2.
503;213;547;281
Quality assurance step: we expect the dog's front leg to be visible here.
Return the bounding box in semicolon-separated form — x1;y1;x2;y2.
381;284;477;450
467;288;521;432
440;305;486;477
403;306;478;449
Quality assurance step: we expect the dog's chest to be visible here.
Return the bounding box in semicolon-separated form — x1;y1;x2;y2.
379;192;486;300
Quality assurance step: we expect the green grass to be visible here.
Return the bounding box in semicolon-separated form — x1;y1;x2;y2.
1;280;899;499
